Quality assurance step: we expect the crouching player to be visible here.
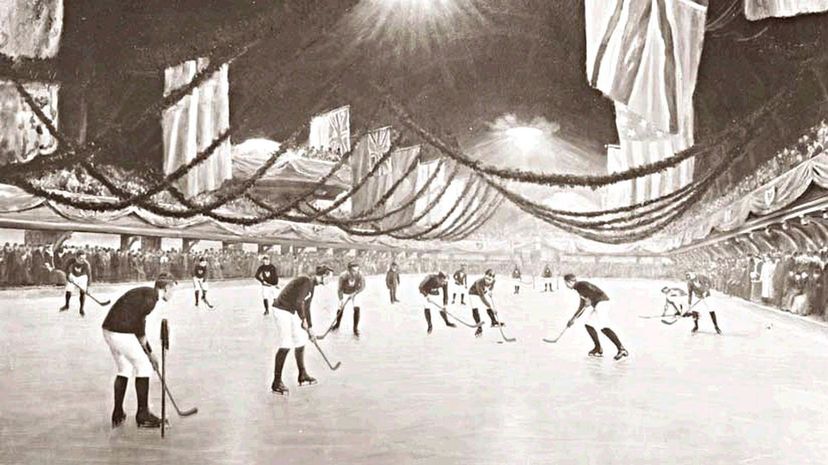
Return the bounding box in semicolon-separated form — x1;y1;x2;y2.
102;273;177;428
469;269;502;337
564;273;628;361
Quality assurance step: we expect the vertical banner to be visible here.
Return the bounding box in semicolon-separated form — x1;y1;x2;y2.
349;126;392;217
0;80;59;165
0;0;64;59
162;58;232;197
745;0;828;20
381;145;421;230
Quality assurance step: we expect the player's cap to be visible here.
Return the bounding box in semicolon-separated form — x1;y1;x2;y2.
77;250;87;257
390;262;398;267
484;269;495;278
437;271;447;279
347;262;359;269
199;256;207;262
563;273;576;282
155;273;178;289
661;286;670;293
315;265;335;276
261;255;270;261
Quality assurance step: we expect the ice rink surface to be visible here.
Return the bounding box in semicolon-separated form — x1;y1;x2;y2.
1;275;828;465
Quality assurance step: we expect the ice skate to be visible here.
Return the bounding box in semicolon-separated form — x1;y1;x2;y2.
111;410;126;428
136;410;164;429
614;349;629;361
588;348;603;358
271;380;289;395
298;372;317;387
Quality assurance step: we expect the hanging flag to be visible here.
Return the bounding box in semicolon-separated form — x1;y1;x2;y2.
349;126;392;217
615;102;694;202
0;80;59;166
309;106;351;155
604;144;635;208
162;57;232;197
585;0;707;151
415;159;446;225
0;0;64;59
745;0;828;20
381;145;421;230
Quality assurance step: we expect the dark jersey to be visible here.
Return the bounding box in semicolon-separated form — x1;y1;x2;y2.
542;267;553;278
512;269;521;279
386;270;400;288
66;258;91;278
193;264;208;279
255;264;279;285
102;287;159;338
453;270;467;286
687;276;712;301
273;276;316;325
338;272;365;295
469;277;495;297
419;274;448;305
573;281;609;310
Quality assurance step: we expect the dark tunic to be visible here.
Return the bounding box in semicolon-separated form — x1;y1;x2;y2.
102;287;159;338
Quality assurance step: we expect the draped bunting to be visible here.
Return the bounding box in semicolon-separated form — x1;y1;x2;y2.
674;152;828;247
162;58;232;197
415;159;449;224
349;126;392;217
744;0;828;20
0;0;63;59
381;145;421;230
232;143;351;189
0;80;59;166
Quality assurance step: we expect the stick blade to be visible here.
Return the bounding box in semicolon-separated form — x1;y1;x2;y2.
178;407;198;417
331;362;342;371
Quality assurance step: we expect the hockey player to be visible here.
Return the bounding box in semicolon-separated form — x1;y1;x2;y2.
59;250;92;317
542;264;555;292
270;265;334;395
512;265;522;294
661;286;687;317
102;273;177;428
385;262;400;304
686;271;722;334
419;271;456;333
192;256;211;308
255;256;279;315
452;264;468;305
332;262;366;337
564;273;628;361
469;269;502;337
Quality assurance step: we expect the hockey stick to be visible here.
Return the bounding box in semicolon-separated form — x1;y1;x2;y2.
193;279;215;309
542;326;568;344
308;331;341;370
66;278;111;306
152;365;199;416
489;296;516;343
316;294;355;340
427;297;483;328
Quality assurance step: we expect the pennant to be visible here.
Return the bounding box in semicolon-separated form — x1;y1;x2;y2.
162;58;232;197
381;145;421;230
349;126;392;217
745;0;828;20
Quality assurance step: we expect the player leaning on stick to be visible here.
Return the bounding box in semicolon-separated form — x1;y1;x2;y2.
469;269;501;337
59;250;92;317
102;273;177;429
452;264;468;305
332;262;366;337
255;255;279;315
512;265;521;294
419;271;456;334
686;271;722;334
270;265;333;395
661;286;687;317
564;273;628;361
192;256;209;308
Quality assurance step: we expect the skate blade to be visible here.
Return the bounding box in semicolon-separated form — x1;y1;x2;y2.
298;380;318;387
271;389;290;396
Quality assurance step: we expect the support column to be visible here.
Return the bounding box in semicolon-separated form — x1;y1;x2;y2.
182;238;199;253
280;244;292;255
142;236;162;252
120;235;139;251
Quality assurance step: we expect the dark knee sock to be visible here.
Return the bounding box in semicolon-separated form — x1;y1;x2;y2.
194;291;199;305
353;307;361;331
294;346;307;375
273;348;289;383
440;310;452;326
692;312;700;330
460;294;465;304
486;308;499;325
78;293;86;310
135;377;150;413
585;325;601;351
452;293;456;302
709;311;719;328
201;291;207;300
472;308;481;324
424;308;432;327
64;291;71;307
113;376;128;413
262;300;269;312
601;328;624;351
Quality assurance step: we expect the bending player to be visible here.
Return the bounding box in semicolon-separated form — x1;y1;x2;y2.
469;269;501;337
101;273;177;428
564;273;628;361
419;271;456;334
59;250;92;317
660;286;687;317
332;262;366;337
255;255;279;315
192;256;212;308
452;264;468;305
686;271;722;334
270;265;334;395
512;265;522;294
542;264;555;292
